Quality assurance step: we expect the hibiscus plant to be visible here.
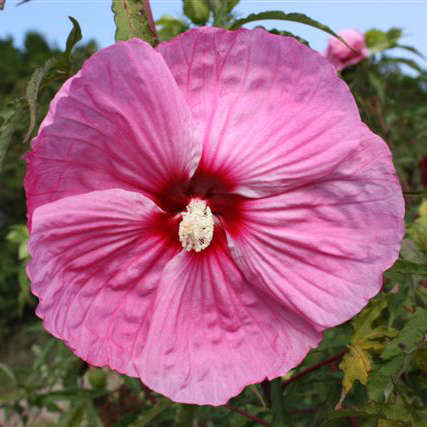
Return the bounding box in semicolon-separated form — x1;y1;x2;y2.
0;1;426;426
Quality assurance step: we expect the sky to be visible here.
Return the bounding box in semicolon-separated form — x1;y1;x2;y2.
0;0;426;58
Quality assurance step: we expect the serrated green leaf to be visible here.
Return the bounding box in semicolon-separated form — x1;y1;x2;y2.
183;0;210;25
65;16;82;59
367;309;427;402
112;0;158;46
337;297;397;407
352;297;389;341
321;402;413;426
320;408;377;426
0;100;26;169
367;355;405;402
24;56;57;142
382;308;427;359
338;344;372;404
229;11;349;49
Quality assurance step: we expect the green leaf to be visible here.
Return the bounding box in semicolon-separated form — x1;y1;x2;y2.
131;398;172;426
367;355;405;402
320;408;377;426
6;224;29;247
65;16;82;59
58;400;86;427
0;100;26;169
229;11;349;48
32;338;57;371
174;405;196;427
365;27;402;53
381;57;424;74
6;224;29;260
321;402;413;426
156;14;188;42
24;56;57;143
389;259;427;276
270;378;286;427
85;399;102;427
207;0;240;26
337;297;397;407
249;384;266;407
17;266;30;316
368;71;386;102
183;0;210;25
395;44;426;61
112;0;158;46
381;308;427;359
412;343;427;371
0;362;16;384
266;28;309;46
223;0;239;14
408;216;427;253
337;344;372;408
367;309;427;402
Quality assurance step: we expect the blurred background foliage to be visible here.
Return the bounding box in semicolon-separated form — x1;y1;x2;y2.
0;1;426;426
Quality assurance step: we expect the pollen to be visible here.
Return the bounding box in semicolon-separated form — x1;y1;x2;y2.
179;199;214;252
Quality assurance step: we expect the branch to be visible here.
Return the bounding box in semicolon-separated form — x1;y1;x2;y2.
282;351;346;388
224;403;270;426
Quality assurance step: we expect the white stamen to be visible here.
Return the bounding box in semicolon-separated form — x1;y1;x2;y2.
179;199;214;252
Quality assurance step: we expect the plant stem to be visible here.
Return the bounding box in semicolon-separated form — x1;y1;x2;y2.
282;351;346;389
270;378;287;427
224;404;270;426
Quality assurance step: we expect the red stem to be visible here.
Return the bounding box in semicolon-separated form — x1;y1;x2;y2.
141;0;159;45
282;351;346;388
224;404;270;426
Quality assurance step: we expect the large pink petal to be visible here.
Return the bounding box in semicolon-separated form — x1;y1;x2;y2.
27;189;180;377
132;229;320;405
157;27;362;198
26;38;201;226
225;128;404;329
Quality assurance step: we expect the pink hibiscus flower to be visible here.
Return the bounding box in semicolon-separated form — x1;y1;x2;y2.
326;29;369;71
25;27;404;405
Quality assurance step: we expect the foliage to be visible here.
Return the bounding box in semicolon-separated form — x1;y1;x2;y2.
0;29;97;339
112;0;158;45
1;1;426;426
